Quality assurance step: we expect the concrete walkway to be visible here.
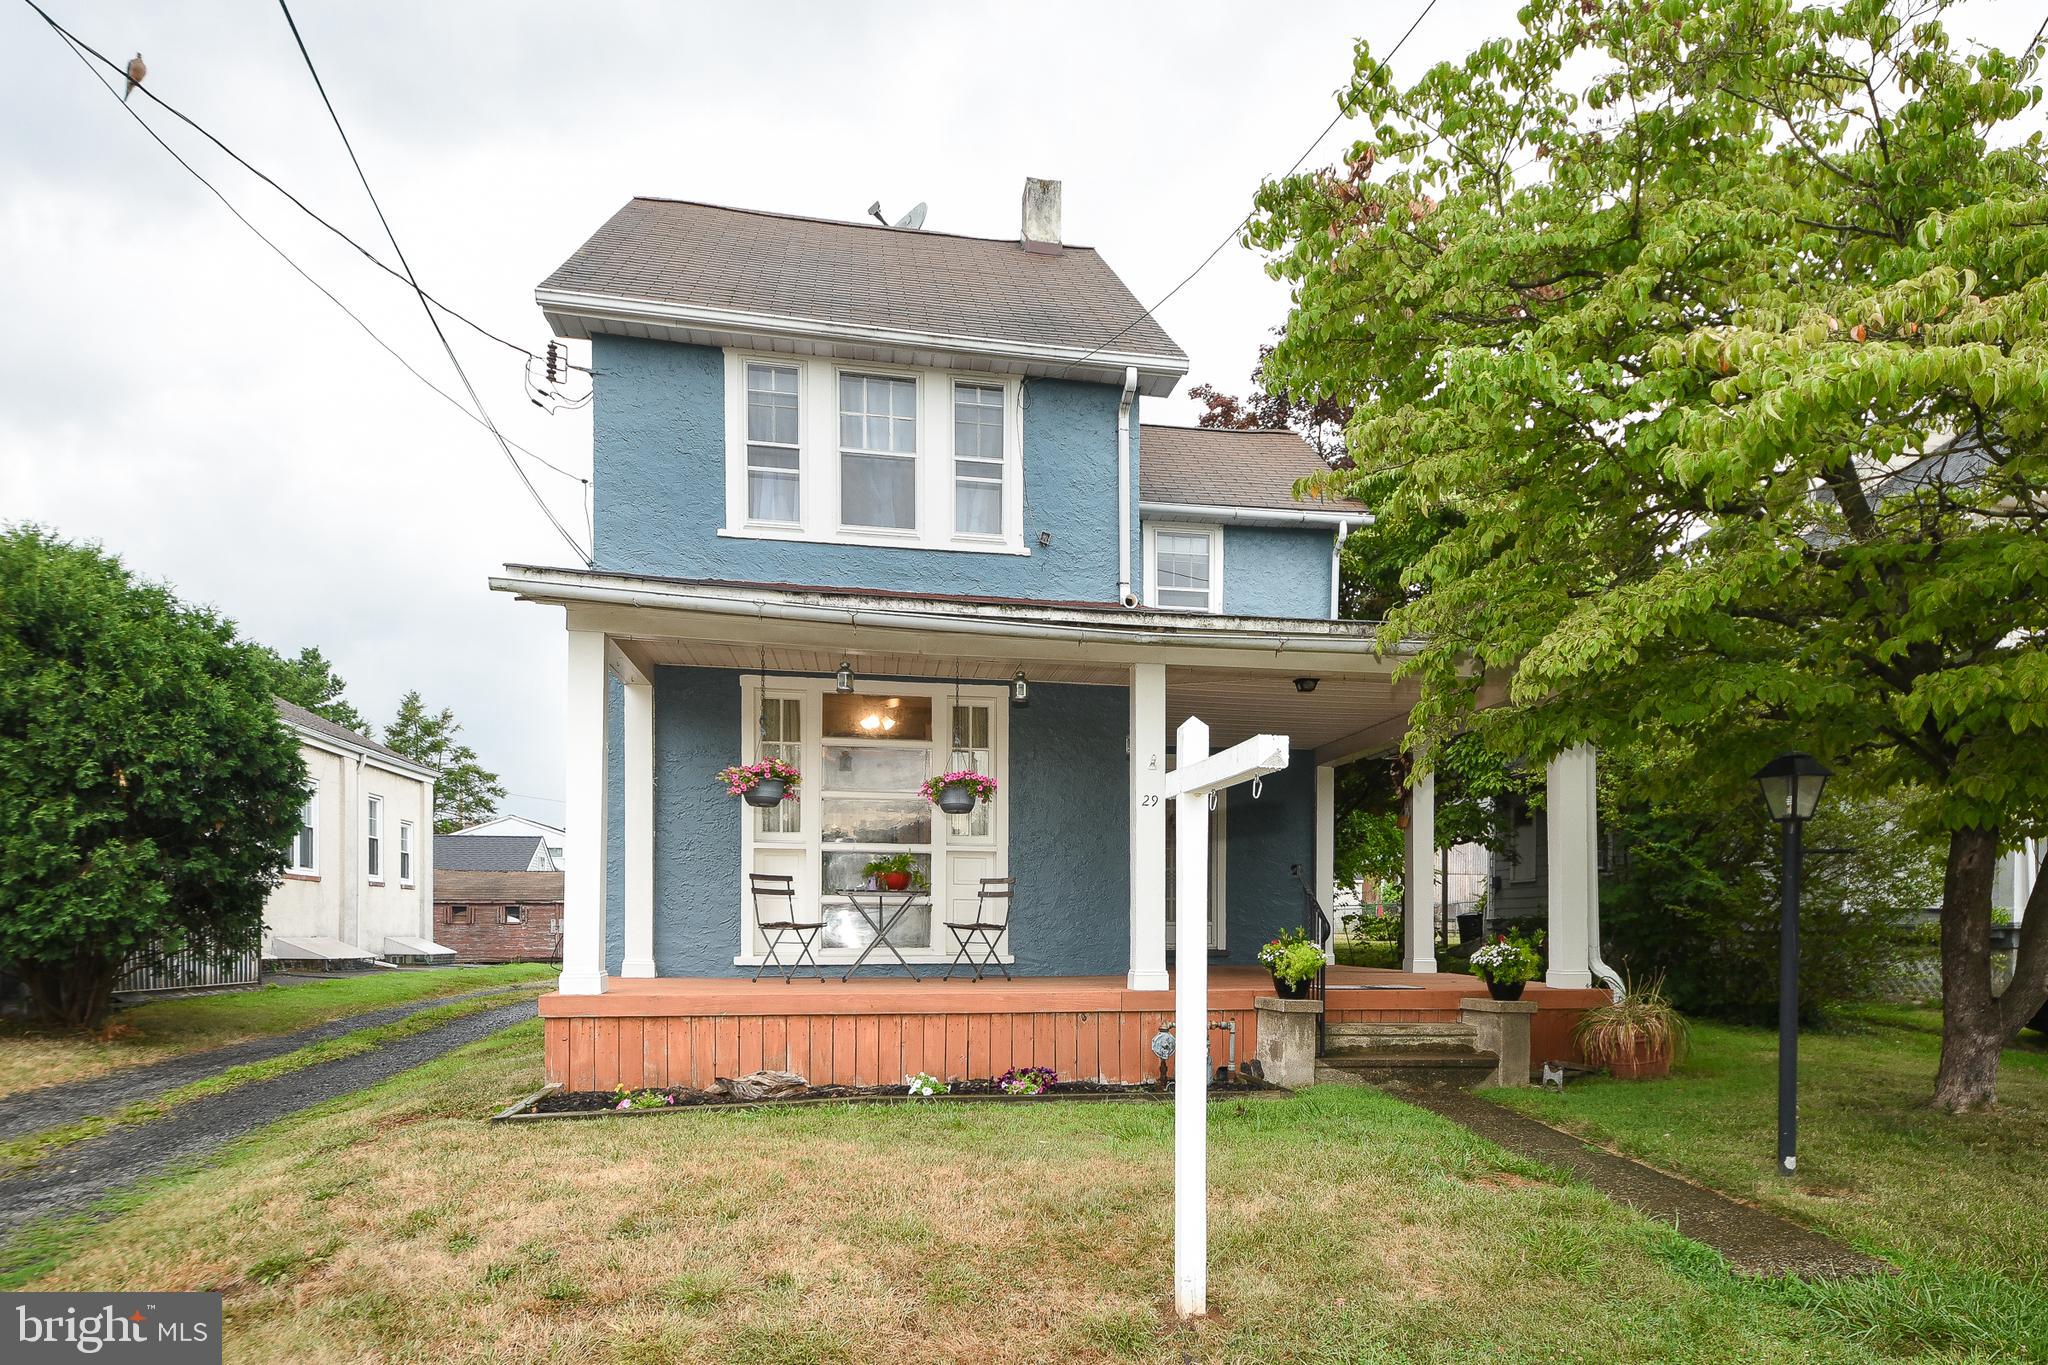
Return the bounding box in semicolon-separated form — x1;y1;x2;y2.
0;999;536;1243
0;984;537;1142
1404;1088;1890;1279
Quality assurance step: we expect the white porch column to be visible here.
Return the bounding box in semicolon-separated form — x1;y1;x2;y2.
1403;758;1437;973
1545;743;1597;989
559;628;610;995
1128;662;1169;990
619;677;656;978
1314;764;1337;956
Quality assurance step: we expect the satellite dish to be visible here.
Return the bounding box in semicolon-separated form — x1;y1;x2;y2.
893;202;928;230
866;200;887;225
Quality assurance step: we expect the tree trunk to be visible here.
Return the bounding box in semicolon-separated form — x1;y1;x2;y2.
1933;826;2002;1113
21;957;124;1032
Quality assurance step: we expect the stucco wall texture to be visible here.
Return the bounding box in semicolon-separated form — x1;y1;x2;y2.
591;335;1144;604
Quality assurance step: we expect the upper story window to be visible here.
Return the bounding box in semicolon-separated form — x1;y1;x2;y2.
721;352;1024;556
366;794;384;882
398;820;416;887
953;383;1004;537
745;362;801;524
839;374;918;530
287;783;318;875
1144;524;1223;612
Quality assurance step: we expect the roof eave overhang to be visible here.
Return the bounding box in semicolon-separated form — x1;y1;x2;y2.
488;564;1421;675
536;287;1189;397
1139;500;1369;529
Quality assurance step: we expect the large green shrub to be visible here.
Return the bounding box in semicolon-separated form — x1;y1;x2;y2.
0;526;305;1027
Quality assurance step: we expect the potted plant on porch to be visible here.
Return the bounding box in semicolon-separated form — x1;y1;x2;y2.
920;770;997;816
860;853;927;893
1574;974;1689;1080
716;757;801;808
1469;931;1541;1001
1257;927;1325;1000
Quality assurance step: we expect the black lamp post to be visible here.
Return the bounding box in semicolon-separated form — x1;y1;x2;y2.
1753;751;1832;1177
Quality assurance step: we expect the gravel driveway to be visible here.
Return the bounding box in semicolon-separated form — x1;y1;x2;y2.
0;998;537;1243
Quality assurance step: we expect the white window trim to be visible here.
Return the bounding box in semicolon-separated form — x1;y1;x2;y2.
287;780;319;875
1142;522;1225;613
366;794;385;885
733;674;1012;966
398;819;416;888
720;349;1029;557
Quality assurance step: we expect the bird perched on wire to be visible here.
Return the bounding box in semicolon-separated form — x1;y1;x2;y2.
123;52;146;103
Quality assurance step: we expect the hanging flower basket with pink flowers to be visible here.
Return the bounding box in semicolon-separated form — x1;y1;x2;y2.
717;758;801;808
919;770;997;815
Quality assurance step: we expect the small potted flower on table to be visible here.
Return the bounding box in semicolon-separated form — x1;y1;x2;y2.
717;757;801;808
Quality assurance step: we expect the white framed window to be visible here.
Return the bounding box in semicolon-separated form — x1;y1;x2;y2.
758;694;802;836
952;382;1005;536
1144;523;1223;612
736;675;1008;966
720;353;1025;556
287;782;318;875
838;372;918;530
744;361;802;524
366;794;384;882
398;819;415;887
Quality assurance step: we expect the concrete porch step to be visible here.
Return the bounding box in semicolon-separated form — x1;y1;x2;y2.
1322;1021;1480;1055
1314;1051;1500;1089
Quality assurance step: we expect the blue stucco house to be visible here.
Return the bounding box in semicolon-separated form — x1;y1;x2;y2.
492;180;1632;1044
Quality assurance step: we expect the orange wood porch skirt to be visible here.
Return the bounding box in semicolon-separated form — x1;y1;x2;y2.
538;968;1606;1091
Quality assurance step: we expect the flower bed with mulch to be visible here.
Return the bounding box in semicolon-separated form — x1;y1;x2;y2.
494;1073;1279;1122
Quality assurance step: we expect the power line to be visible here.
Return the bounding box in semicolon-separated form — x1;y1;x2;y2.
1056;0;1443;378
17;0;568;371
273;0;591;566
32;19;590;498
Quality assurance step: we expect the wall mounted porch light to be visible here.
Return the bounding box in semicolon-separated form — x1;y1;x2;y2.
1011;670;1030;707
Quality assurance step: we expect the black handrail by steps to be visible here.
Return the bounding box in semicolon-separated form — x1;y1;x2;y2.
1289;864;1331;1054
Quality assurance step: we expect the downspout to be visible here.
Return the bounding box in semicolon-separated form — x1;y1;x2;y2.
1117;365;1138;608
1329;518;1350;620
1587;823;1624;1001
346;752;366;950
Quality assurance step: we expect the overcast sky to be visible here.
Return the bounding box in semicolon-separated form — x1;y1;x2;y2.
3;1;2037;827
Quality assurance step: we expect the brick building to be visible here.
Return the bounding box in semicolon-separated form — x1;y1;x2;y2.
433;870;564;963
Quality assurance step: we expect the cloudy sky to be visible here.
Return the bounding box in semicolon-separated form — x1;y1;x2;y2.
3;1;2036;825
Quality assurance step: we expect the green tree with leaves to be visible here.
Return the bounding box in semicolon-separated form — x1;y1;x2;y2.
383;691;505;833
0;526;304;1027
1251;0;2048;1110
256;644;367;735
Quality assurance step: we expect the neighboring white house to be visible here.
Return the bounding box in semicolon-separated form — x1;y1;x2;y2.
268;700;451;966
450;814;567;872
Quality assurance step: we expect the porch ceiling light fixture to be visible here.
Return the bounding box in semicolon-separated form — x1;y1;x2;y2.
1293;677;1320;694
835;660;854;693
1011;669;1030;707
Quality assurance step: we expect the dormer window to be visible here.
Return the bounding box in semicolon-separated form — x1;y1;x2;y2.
838;374;918;530
745;362;801;524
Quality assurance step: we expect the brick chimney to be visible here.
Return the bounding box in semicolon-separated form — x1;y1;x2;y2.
1021;178;1062;254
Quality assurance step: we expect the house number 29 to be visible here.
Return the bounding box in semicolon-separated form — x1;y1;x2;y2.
1139;794;1160;807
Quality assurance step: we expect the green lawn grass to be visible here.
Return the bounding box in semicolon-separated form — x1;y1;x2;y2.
9;1021;2043;1362
1491;1006;2048;1297
0;964;556;1097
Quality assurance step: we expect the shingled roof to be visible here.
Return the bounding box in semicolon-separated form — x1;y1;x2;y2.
537;198;1187;390
435;834;548;873
275;699;432;774
434;869;564;903
1139;425;1364;515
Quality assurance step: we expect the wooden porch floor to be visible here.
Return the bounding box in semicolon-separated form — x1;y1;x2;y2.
538;968;1609;1091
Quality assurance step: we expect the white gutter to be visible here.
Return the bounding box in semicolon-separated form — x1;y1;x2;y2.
1117;366;1138;607
1140;500;1365;530
489;571;1415;657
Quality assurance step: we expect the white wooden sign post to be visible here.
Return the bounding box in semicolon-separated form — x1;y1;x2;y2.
1164;717;1290;1318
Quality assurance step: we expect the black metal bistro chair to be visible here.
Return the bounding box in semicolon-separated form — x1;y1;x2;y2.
943;877;1015;981
749;873;824;983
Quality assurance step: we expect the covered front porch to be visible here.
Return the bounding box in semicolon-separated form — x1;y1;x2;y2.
538;966;1611;1090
